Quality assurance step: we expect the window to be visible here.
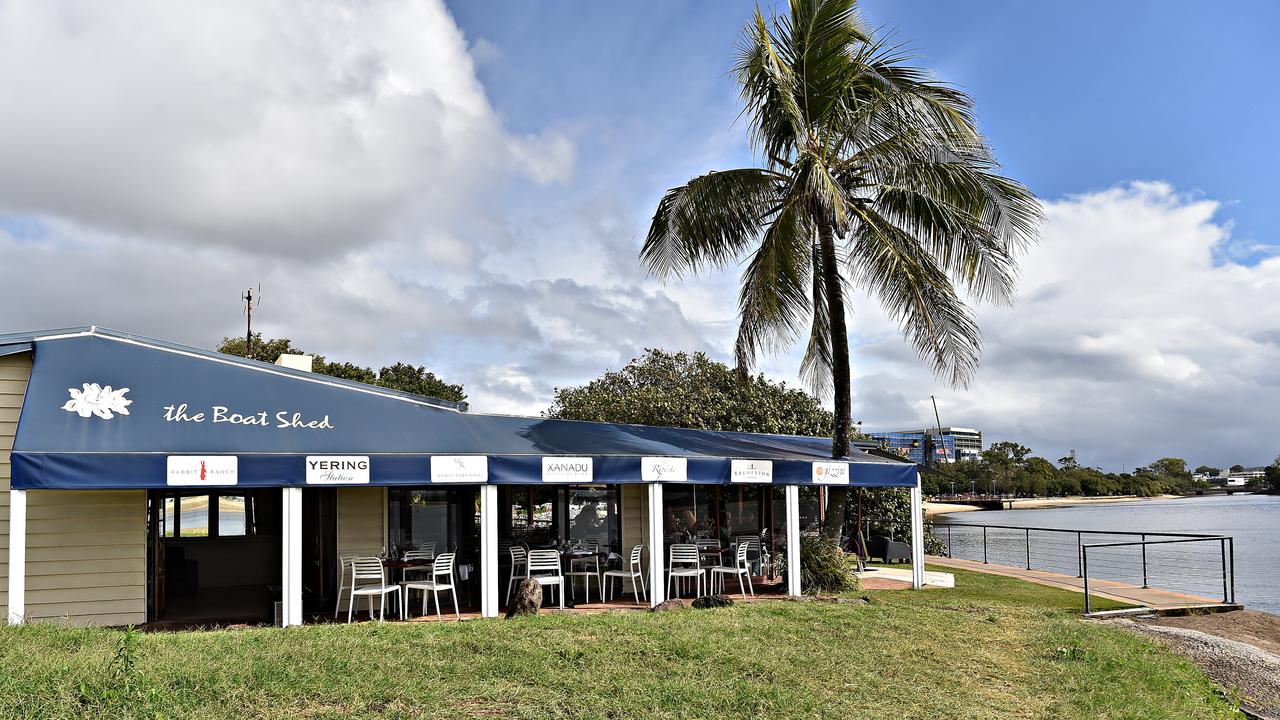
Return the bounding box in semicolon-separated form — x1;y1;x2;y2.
179;495;210;538
219;495;247;536
567;485;618;550
157;491;267;538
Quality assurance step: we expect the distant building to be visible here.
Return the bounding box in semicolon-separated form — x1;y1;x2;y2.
1226;467;1265;486
868;427;983;465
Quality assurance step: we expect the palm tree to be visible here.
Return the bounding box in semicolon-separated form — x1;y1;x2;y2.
641;0;1041;537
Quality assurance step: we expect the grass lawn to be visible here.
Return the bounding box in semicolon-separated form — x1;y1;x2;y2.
0;567;1242;719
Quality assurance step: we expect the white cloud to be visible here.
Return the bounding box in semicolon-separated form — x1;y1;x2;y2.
0;0;572;256
848;182;1280;469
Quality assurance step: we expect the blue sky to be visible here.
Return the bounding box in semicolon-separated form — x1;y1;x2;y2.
0;0;1277;470
451;0;1280;260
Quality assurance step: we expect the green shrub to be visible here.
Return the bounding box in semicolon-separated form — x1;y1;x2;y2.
776;535;860;594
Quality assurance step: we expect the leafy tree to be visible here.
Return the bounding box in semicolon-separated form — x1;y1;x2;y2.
1058;454;1079;470
1193;465;1219;476
216;332;465;404
641;0;1039;539
546;348;835;437
1230;464;1245;473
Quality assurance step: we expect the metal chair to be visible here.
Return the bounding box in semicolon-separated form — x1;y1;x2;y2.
402;552;460;620
526;549;565;610
711;542;755;597
603;544;647;602
505;545;529;603
347;557;401;622
667;543;705;598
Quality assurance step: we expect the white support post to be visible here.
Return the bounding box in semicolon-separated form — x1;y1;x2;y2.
785;484;801;597
281;487;303;627
480;484;498;618
910;473;925;589
6;489;26;625
646;482;664;607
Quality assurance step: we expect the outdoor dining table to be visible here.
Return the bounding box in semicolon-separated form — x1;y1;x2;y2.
382;558;475;612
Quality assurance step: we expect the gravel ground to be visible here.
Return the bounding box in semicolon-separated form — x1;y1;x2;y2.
1115;618;1280;719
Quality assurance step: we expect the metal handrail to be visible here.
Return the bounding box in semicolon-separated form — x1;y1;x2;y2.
1082;536;1235;613
935;522;1236;613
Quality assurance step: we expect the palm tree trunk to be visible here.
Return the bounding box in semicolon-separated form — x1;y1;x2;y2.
817;219;853;540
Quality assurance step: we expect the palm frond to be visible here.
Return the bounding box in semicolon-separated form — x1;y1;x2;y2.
642;168;785;279
848;205;982;387
734;199;814;377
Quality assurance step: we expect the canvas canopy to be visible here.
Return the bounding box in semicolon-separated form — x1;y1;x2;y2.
5;328;916;490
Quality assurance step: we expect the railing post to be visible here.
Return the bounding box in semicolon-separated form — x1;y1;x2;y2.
946;524;952;557
1076;531;1083;578
1024;528;1031;570
982;526;988;564
1220;538;1229;603
1228;538;1235;604
1082;546;1091;615
1140;533;1148;589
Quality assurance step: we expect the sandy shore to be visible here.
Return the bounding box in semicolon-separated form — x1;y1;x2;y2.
925;494;1183;516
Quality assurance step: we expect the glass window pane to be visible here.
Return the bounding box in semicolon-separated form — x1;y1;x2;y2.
179;495;209;538
219;495;247;536
389;489;451;555
567;486;613;549
163;496;176;537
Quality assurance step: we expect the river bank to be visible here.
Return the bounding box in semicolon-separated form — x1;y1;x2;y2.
925;493;1184;517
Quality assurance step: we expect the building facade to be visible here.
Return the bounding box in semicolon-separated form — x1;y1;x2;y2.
2;327;925;627
868;427;983;465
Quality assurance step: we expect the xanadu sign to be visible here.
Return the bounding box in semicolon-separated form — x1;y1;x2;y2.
542;457;593;482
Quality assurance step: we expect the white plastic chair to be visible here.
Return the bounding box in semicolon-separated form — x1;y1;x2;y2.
334;553;356;618
505;545;529;603
711;542;755;597
667;543;704;598
347;557;401;622
564;546;601;604
696;538;723;568
603;544;647;602
526;549;565;610
734;535;764;574
401;549;435;582
402;552;460;620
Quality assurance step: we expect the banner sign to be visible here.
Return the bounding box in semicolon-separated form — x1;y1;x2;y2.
730;459;773;483
166;455;238;486
641;456;687;482
542;456;593;482
811;461;850;485
305;455;370;484
430;455;488;483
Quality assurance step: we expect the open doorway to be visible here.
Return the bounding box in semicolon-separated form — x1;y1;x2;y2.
146;489;282;625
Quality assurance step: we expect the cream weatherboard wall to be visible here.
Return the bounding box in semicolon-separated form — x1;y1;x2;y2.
0;351;29;620
335;487;386;613
1;353;148;627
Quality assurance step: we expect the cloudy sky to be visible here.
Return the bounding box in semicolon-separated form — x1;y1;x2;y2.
1;0;1277;471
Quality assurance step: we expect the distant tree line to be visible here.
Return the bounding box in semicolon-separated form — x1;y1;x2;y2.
216;332;466;405
924;443;1279;497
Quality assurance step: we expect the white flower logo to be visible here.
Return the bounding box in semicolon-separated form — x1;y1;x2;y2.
62;383;132;420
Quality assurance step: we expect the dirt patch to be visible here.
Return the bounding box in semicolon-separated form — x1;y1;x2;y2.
1144;610;1280;656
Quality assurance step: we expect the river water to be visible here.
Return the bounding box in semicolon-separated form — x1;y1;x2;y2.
937;494;1280;615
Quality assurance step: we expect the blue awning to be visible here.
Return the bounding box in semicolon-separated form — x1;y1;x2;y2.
6;328;917;490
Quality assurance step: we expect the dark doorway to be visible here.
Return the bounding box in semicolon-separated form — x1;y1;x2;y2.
146;489;282;625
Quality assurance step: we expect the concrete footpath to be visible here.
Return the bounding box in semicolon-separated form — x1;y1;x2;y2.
926;555;1230;611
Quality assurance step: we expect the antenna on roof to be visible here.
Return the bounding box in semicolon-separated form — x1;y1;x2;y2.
241;284;261;358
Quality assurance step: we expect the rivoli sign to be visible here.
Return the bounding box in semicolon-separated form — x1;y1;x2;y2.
542;456;593;482
305;456;370;485
166;456;238;486
641;456;688;482
431;456;489;483
730;459;773;483
811;461;850;485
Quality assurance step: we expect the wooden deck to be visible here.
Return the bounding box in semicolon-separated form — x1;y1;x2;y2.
926;555;1228;611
